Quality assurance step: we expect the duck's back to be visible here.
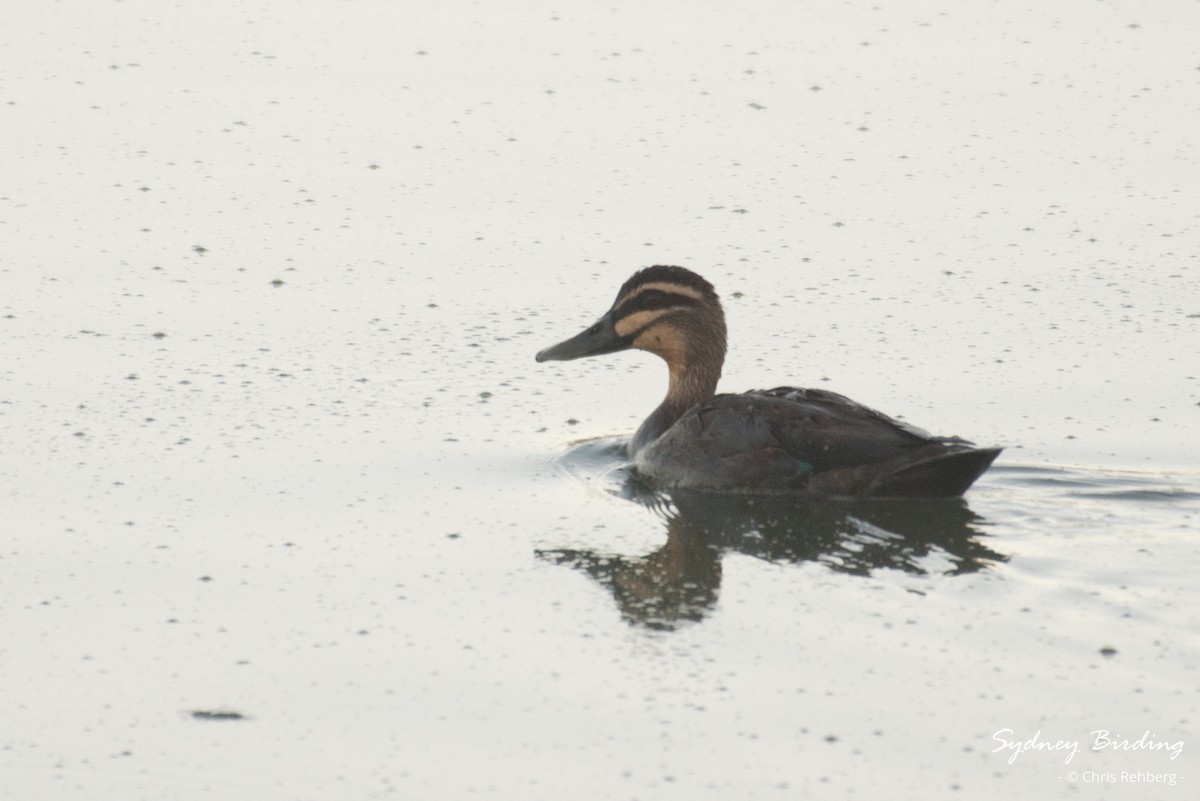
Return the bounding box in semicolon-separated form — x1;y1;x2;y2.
635;387;1001;498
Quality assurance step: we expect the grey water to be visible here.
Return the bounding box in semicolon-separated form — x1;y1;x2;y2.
2;1;1198;799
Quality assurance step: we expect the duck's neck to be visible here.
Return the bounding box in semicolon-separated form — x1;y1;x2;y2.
630;359;721;454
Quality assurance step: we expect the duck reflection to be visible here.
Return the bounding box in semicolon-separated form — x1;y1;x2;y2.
537;483;1006;631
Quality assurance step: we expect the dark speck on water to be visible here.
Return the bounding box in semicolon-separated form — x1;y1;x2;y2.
191;710;246;721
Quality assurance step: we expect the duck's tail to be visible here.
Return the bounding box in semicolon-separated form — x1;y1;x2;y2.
868;446;1003;499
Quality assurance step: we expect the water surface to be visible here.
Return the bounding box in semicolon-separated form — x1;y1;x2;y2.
2;1;1198;799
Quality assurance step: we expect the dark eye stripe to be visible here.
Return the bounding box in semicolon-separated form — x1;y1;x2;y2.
633;292;699;311
615;289;702;316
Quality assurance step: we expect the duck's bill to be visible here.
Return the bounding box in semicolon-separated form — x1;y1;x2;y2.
535;312;629;362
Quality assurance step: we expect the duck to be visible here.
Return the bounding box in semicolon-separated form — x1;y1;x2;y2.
536;265;1001;498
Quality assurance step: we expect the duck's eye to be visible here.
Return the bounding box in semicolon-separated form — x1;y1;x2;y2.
587;323;601;335
640;290;664;304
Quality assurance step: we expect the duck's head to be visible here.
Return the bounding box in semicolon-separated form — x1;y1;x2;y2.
535;265;728;377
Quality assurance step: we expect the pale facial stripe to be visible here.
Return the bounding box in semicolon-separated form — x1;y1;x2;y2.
613;281;706;312
614;308;671;338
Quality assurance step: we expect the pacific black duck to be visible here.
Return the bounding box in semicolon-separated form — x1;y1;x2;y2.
536;265;1001;497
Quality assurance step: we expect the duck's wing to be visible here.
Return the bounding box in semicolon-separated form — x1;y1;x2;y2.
740;387;962;467
636;387;1000;496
